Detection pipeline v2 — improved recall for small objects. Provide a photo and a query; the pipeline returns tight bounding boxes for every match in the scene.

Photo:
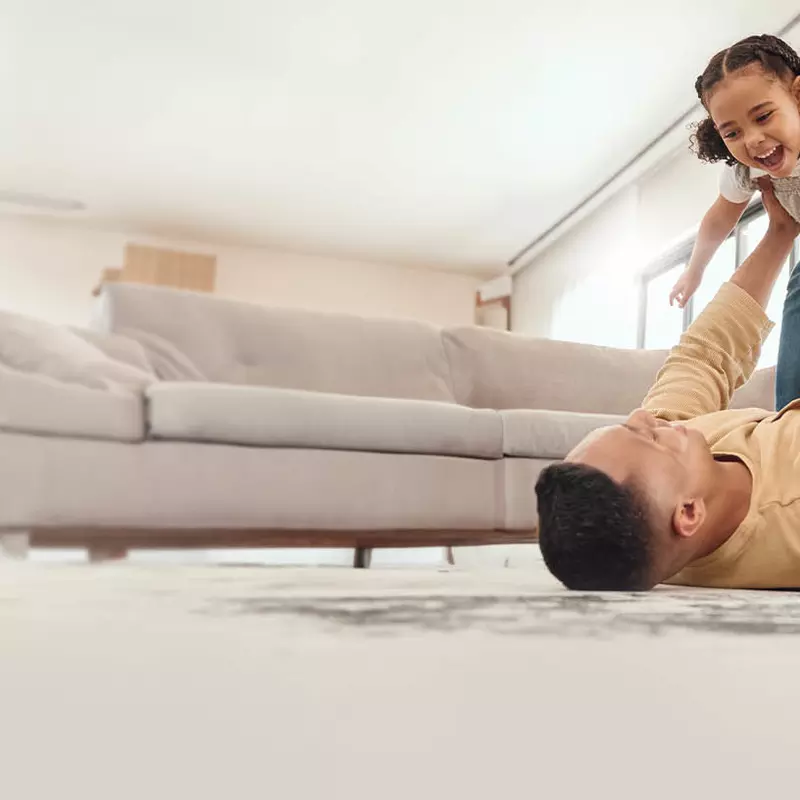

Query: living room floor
[3,548,798,799]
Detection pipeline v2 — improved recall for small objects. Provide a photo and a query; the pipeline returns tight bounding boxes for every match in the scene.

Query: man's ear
[672,497,706,539]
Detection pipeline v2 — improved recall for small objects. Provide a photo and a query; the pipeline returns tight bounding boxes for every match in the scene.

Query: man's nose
[628,408,655,427]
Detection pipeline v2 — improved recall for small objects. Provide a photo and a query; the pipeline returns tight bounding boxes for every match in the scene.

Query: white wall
[512,186,641,348]
[638,147,720,258]
[0,214,481,327]
[512,147,721,347]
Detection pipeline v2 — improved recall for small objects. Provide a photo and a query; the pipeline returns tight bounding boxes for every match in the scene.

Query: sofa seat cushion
[0,433,498,532]
[501,409,625,459]
[0,365,145,442]
[147,383,503,459]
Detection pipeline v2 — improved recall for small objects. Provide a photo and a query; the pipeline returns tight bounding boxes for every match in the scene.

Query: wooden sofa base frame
[0,528,539,568]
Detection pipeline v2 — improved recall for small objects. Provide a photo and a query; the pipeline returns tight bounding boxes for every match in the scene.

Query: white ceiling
[2,1,799,275]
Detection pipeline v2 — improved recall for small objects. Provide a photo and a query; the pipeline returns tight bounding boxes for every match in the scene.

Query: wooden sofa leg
[0,531,30,560]
[88,545,129,563]
[353,547,372,569]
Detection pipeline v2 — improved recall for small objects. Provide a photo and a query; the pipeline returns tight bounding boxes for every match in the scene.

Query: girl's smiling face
[708,64,800,177]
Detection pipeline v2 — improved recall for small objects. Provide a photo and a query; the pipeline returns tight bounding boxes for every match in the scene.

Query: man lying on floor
[536,184,800,591]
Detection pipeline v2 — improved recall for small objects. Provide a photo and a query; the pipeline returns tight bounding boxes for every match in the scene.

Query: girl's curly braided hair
[691,34,800,166]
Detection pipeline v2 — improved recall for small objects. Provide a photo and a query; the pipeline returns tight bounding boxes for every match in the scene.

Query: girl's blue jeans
[775,259,800,409]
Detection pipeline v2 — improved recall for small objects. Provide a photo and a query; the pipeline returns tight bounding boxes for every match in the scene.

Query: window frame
[637,200,799,349]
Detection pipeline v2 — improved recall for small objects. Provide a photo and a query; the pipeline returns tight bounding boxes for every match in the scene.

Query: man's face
[567,409,713,529]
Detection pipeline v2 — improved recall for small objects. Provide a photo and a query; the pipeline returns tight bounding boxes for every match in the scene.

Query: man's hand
[669,266,703,308]
[759,178,800,237]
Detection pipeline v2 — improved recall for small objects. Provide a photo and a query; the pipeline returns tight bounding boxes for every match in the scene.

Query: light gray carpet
[2,557,799,799]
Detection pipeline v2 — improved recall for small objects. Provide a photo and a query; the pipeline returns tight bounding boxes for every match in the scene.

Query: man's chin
[687,428,711,455]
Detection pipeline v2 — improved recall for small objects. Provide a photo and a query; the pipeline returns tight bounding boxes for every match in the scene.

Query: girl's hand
[669,266,702,308]
[758,178,800,236]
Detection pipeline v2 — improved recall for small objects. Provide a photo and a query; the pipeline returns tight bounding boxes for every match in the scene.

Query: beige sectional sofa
[0,283,776,562]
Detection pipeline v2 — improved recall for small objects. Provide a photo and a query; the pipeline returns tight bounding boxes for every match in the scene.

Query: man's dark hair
[691,34,800,166]
[535,462,655,591]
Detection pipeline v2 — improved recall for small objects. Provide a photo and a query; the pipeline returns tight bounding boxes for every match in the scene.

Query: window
[642,263,686,349]
[639,203,798,369]
[690,236,737,317]
[740,212,769,260]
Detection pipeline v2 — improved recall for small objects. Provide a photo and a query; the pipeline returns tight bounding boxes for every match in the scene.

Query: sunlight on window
[641,209,796,369]
[740,212,769,260]
[691,236,737,315]
[552,273,638,348]
[644,264,685,349]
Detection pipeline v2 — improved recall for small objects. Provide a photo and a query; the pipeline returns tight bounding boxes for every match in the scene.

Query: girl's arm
[669,195,749,308]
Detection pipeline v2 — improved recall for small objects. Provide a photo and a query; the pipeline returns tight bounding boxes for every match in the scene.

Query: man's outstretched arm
[730,183,799,306]
[643,185,798,421]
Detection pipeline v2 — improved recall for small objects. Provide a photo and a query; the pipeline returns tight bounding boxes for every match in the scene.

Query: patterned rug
[7,555,799,638]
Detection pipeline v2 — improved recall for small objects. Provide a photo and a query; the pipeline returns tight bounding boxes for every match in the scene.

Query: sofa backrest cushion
[443,325,776,414]
[729,364,775,411]
[96,283,456,402]
[442,326,668,414]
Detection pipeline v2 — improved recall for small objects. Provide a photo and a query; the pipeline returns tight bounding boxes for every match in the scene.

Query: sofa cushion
[118,329,208,382]
[730,365,775,411]
[443,326,667,414]
[97,283,456,402]
[0,433,498,532]
[0,308,155,391]
[502,457,553,530]
[70,328,155,374]
[0,364,145,441]
[501,409,625,459]
[147,383,502,459]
